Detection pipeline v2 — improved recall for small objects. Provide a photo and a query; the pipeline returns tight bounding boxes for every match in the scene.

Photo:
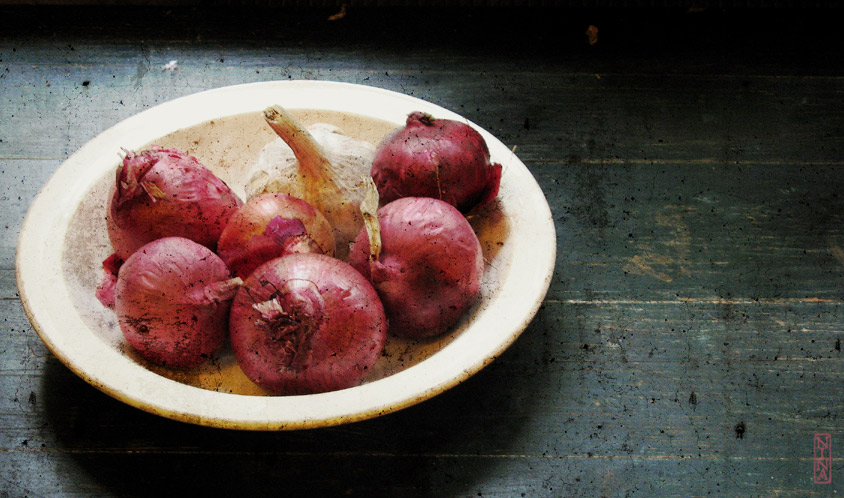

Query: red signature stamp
[814,433,832,484]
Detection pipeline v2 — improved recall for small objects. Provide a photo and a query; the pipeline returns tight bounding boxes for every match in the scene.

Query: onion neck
[407,111,436,127]
[116,148,165,206]
[252,279,326,369]
[184,277,243,305]
[359,176,382,263]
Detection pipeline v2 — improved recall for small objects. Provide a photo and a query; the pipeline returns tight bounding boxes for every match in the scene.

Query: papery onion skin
[95,253,124,309]
[216,193,336,280]
[349,197,485,339]
[371,112,502,213]
[115,237,241,369]
[229,253,387,395]
[106,146,243,260]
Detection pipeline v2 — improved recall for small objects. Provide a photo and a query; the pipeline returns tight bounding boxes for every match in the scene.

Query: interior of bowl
[61,108,513,396]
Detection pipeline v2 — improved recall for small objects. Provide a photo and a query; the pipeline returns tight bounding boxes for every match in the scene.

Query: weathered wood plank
[2,298,842,459]
[542,160,844,301]
[3,46,844,165]
[1,447,836,498]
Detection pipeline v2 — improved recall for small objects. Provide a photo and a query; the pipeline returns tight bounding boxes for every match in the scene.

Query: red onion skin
[106,146,243,260]
[95,253,124,309]
[229,253,387,395]
[115,237,240,369]
[349,197,484,339]
[216,193,335,280]
[371,112,502,213]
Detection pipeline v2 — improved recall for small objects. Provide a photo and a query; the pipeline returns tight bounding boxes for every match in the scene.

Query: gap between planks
[0,447,841,462]
[552,297,844,306]
[525,159,844,166]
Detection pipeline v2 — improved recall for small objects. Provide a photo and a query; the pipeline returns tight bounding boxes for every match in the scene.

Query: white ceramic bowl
[16,80,556,430]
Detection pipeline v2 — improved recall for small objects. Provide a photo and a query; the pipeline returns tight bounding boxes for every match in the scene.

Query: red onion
[216,193,335,280]
[371,112,502,212]
[229,253,387,395]
[115,237,242,369]
[349,194,485,339]
[106,146,243,260]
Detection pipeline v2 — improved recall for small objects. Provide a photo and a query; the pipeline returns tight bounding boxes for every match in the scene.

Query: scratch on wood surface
[623,207,691,282]
[828,245,844,266]
[624,254,676,282]
[586,25,599,45]
[327,3,347,21]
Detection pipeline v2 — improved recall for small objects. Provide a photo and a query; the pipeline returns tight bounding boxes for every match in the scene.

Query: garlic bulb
[247,106,375,259]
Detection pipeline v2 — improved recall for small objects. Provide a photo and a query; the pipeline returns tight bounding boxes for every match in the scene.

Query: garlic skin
[247,116,375,260]
[248,123,375,200]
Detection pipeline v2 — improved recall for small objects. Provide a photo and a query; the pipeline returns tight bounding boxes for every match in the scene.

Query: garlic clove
[248,106,376,260]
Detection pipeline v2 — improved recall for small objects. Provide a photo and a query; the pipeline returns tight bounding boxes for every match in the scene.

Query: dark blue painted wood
[2,5,843,497]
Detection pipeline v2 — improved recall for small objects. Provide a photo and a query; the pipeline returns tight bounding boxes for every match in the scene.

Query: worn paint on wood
[2,5,844,497]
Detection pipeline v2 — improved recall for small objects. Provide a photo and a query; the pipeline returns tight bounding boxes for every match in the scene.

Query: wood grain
[2,5,844,497]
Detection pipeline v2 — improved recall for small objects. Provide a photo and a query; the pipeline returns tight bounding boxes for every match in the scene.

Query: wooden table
[2,4,843,496]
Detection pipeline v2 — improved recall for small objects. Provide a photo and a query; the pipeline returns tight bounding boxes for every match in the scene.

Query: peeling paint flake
[161,60,179,72]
